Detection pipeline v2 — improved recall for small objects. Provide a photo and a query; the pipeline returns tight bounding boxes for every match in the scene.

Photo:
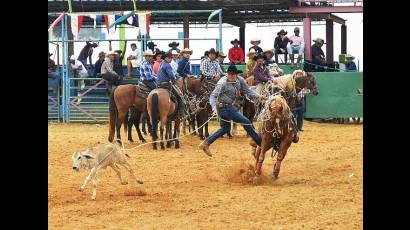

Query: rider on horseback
[156,52,186,117]
[199,65,268,157]
[139,49,156,91]
[177,48,193,78]
[200,48,224,81]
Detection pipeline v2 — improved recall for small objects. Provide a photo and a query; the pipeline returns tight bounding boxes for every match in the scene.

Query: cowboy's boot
[289,54,294,67]
[199,141,212,157]
[297,55,302,68]
[293,131,300,143]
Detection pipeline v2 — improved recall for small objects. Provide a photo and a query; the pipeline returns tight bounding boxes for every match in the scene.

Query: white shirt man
[126,43,141,77]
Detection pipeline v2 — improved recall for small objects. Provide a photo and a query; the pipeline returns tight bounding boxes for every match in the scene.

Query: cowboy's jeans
[48,72,60,88]
[142,79,157,91]
[286,44,304,55]
[294,99,305,131]
[205,105,261,146]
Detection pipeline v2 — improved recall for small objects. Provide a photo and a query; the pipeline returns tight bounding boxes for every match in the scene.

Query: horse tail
[124,110,129,134]
[150,93,159,139]
[108,88,118,142]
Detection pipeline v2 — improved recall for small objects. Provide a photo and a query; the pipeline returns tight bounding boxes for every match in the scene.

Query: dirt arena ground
[48,121,362,229]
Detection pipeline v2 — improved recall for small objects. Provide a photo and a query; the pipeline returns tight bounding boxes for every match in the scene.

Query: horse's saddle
[157,81,178,103]
[136,83,151,99]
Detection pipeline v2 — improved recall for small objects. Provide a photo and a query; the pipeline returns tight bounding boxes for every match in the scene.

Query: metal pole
[60,14,66,122]
[218,11,223,52]
[63,14,70,122]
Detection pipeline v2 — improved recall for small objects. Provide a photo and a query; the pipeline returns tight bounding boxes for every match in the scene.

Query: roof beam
[224,19,246,28]
[309,13,346,25]
[289,6,363,13]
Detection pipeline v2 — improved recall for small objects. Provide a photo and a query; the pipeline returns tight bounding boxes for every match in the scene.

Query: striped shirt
[297,88,310,100]
[139,60,155,81]
[200,58,223,78]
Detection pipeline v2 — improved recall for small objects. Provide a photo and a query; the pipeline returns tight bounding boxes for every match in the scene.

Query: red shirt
[153,60,162,75]
[228,47,244,63]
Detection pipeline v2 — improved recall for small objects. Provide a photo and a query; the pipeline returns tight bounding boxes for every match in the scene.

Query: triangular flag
[138,13,150,36]
[104,15,116,34]
[78,16,84,34]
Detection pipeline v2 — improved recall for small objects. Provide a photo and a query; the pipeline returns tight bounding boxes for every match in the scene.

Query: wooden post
[183,15,189,48]
[341,24,347,54]
[303,17,312,61]
[239,26,245,59]
[326,19,334,64]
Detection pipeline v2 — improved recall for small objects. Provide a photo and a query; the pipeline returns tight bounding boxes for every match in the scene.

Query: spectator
[93,51,106,77]
[293,70,308,132]
[217,52,227,73]
[345,54,357,72]
[253,54,272,94]
[287,27,305,67]
[228,39,244,64]
[274,29,290,64]
[70,55,88,104]
[101,51,122,93]
[245,48,256,85]
[147,42,160,55]
[199,51,210,74]
[113,50,124,77]
[263,49,275,65]
[170,50,179,77]
[249,37,263,54]
[177,48,193,78]
[311,38,326,67]
[153,51,164,75]
[168,41,181,53]
[126,43,141,78]
[48,53,60,92]
[200,48,224,80]
[78,41,98,69]
[139,49,156,90]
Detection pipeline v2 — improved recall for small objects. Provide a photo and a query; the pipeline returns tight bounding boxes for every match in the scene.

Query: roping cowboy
[198,65,268,156]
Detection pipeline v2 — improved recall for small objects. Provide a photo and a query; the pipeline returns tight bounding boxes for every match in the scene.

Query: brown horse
[250,96,297,182]
[183,76,218,140]
[108,84,151,143]
[243,72,319,123]
[146,78,184,150]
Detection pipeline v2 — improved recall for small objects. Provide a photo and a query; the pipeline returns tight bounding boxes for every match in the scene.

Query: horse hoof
[175,144,180,149]
[161,145,165,150]
[166,144,171,148]
[129,139,134,143]
[251,176,261,185]
[271,174,279,181]
[143,132,148,136]
[79,187,85,192]
[141,139,147,143]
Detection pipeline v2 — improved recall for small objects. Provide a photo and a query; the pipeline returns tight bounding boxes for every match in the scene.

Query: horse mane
[270,97,291,120]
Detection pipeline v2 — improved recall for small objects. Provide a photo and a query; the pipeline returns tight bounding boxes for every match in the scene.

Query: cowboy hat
[180,48,193,55]
[98,51,106,57]
[292,69,305,77]
[294,27,300,31]
[147,41,157,47]
[254,53,265,61]
[171,50,179,55]
[277,29,287,35]
[313,38,325,43]
[218,52,227,57]
[208,48,217,54]
[143,49,154,56]
[168,41,180,47]
[345,54,355,60]
[227,65,241,74]
[247,48,256,57]
[250,37,261,43]
[230,39,240,45]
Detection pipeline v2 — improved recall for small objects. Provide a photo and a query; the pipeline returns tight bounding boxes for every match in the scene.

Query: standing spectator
[293,70,308,133]
[147,42,160,55]
[70,55,88,104]
[101,51,122,93]
[78,41,98,69]
[199,51,210,74]
[168,41,181,53]
[200,48,224,80]
[139,50,156,90]
[93,51,106,77]
[287,27,305,67]
[228,39,244,64]
[249,37,263,54]
[245,49,256,79]
[253,54,272,94]
[311,38,326,67]
[153,51,164,75]
[217,52,227,73]
[126,43,141,78]
[113,50,125,77]
[177,48,193,78]
[345,54,357,72]
[170,50,179,77]
[274,29,290,64]
[48,53,60,92]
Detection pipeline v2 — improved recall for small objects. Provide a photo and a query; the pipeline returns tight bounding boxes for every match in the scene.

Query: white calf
[71,142,143,200]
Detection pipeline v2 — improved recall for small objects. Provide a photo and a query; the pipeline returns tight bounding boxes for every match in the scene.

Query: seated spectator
[93,51,106,77]
[126,43,141,78]
[274,29,290,64]
[345,54,357,72]
[217,52,227,73]
[263,49,275,65]
[253,54,272,94]
[228,39,244,64]
[245,49,256,85]
[311,38,326,67]
[249,37,263,54]
[287,27,305,67]
[48,53,60,92]
[113,50,125,77]
[101,51,122,93]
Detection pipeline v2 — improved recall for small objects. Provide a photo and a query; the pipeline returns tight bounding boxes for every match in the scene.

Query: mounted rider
[177,48,193,78]
[156,52,186,117]
[200,48,224,81]
[199,65,268,157]
[139,49,156,91]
